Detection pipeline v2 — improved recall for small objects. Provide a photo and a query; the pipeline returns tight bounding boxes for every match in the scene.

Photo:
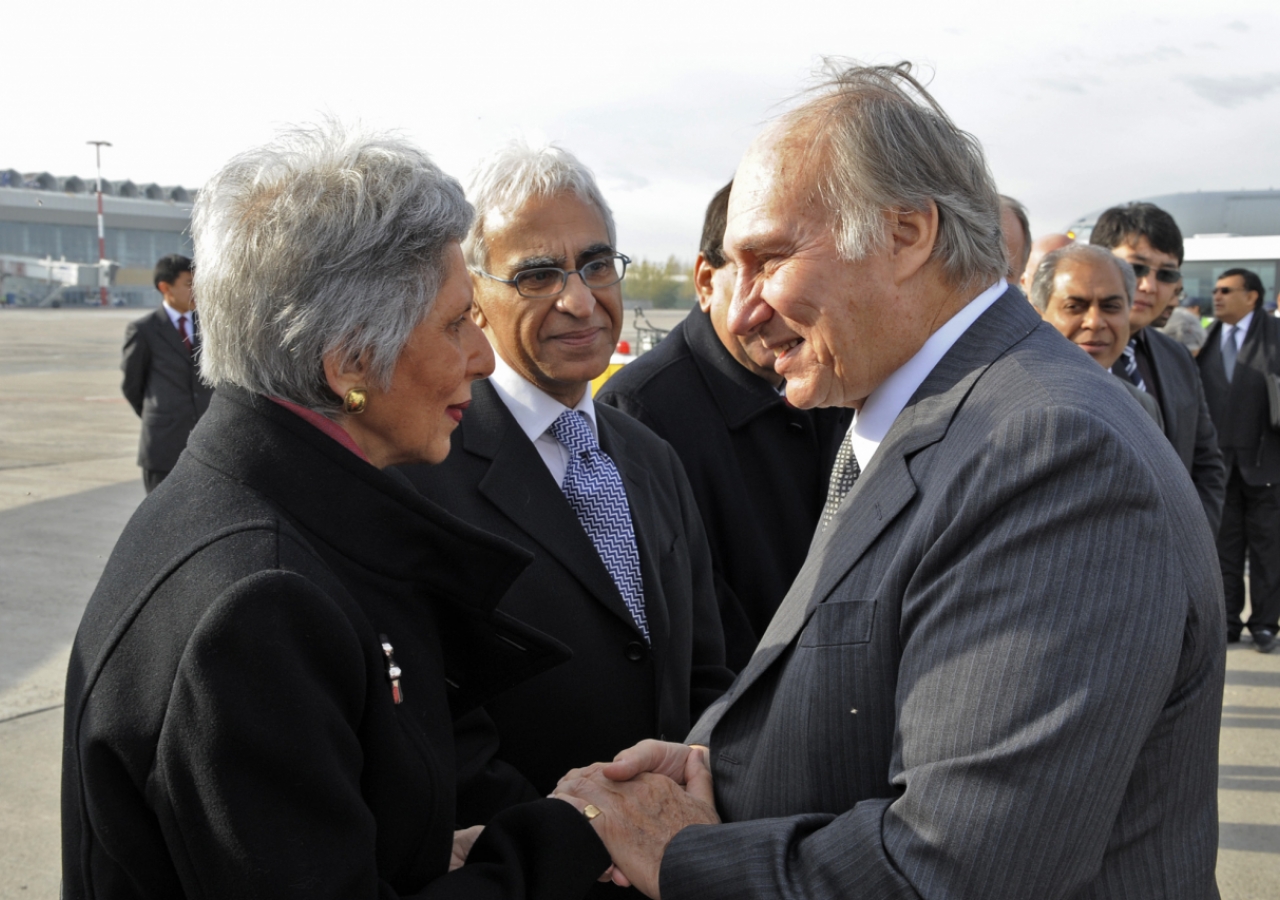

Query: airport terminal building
[0,169,194,306]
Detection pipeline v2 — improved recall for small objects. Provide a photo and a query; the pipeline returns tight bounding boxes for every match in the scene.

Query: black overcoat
[61,386,609,900]
[1198,311,1280,485]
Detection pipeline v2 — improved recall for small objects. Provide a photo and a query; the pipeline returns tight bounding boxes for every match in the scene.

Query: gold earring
[343,388,368,415]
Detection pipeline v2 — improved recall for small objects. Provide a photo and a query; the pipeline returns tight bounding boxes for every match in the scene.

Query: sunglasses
[1130,263,1182,285]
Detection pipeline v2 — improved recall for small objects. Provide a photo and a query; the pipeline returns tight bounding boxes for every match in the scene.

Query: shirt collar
[1225,311,1254,343]
[162,300,189,328]
[267,396,370,462]
[488,353,599,444]
[849,280,1006,470]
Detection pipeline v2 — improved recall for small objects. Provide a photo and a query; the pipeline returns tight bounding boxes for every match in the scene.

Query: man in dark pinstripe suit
[557,61,1225,900]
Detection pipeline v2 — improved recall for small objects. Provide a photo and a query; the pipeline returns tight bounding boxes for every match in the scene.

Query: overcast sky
[10,0,1280,261]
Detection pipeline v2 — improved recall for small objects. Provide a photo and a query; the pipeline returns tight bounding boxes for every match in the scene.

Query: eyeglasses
[1212,286,1243,295]
[1130,263,1182,285]
[475,253,630,299]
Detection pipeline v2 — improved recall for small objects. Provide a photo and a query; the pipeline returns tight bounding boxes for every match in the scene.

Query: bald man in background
[999,195,1031,287]
[1020,233,1073,294]
[1029,242,1163,428]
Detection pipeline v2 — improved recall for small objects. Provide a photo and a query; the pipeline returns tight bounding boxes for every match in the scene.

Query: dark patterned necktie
[1223,325,1239,382]
[820,429,861,531]
[1114,338,1146,393]
[549,411,648,641]
[176,315,193,354]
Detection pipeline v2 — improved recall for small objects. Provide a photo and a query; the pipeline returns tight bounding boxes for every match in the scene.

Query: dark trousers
[1218,462,1280,634]
[142,469,170,494]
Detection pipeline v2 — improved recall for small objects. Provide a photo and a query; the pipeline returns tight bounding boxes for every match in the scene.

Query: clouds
[8,0,1280,259]
[1180,73,1280,108]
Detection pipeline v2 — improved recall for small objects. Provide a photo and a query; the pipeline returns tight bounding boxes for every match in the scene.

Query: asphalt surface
[0,307,1276,898]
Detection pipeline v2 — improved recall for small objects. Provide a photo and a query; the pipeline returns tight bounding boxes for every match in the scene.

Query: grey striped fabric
[666,289,1225,900]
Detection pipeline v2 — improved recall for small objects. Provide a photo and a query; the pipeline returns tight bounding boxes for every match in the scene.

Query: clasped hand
[553,739,721,899]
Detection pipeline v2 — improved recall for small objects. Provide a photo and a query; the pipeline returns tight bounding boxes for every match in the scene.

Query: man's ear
[322,348,368,399]
[693,253,716,314]
[889,201,939,285]
[157,281,174,302]
[471,273,491,329]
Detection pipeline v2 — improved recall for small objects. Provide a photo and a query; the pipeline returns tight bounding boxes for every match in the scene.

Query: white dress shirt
[848,280,1006,470]
[162,301,193,340]
[1221,311,1253,353]
[487,354,599,488]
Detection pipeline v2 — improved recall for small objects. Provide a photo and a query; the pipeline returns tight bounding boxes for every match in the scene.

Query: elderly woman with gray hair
[61,125,609,900]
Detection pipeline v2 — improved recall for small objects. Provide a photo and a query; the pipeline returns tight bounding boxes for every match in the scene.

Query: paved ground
[0,307,1276,898]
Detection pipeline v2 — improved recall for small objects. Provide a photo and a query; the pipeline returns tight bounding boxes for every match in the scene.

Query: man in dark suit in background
[398,143,732,848]
[1090,203,1226,533]
[1198,268,1280,652]
[556,62,1224,900]
[598,183,849,670]
[120,254,214,493]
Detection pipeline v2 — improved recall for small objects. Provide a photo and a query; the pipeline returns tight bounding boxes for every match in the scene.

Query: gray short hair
[1000,194,1032,275]
[1160,307,1207,354]
[463,140,615,271]
[193,122,472,414]
[781,61,1006,291]
[1029,243,1136,312]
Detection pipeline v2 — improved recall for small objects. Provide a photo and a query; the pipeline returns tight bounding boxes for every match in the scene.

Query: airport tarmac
[1,307,1277,898]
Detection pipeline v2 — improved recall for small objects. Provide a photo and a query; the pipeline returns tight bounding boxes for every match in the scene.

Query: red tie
[177,315,194,353]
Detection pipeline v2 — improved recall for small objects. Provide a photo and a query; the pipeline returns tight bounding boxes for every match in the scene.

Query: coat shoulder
[598,321,696,404]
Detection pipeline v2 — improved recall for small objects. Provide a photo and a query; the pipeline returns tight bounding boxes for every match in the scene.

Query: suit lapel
[1144,332,1181,437]
[704,289,1042,721]
[599,410,669,652]
[152,306,192,359]
[1239,310,1269,369]
[466,381,646,638]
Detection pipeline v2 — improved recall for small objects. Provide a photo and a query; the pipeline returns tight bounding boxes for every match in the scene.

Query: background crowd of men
[119,60,1268,896]
[1002,196,1280,654]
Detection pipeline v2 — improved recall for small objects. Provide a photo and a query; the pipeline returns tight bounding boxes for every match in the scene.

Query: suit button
[625,641,646,662]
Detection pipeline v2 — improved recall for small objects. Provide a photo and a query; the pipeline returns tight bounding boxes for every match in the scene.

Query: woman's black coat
[61,386,610,900]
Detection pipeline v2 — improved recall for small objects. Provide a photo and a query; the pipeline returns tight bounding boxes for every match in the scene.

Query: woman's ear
[322,349,368,399]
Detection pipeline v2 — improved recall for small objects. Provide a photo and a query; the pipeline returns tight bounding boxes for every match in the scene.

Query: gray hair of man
[779,61,1006,293]
[1161,307,1208,354]
[1028,243,1137,312]
[463,140,615,272]
[193,122,471,415]
[1000,194,1032,274]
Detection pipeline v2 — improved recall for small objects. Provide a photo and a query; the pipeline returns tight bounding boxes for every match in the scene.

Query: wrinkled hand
[554,746,719,899]
[450,825,484,871]
[600,739,703,785]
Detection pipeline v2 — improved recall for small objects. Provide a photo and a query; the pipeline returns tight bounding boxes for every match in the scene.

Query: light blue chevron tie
[549,411,649,641]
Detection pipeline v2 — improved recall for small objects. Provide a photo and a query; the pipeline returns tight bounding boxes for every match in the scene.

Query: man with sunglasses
[1197,268,1280,652]
[1091,202,1226,534]
[398,143,732,871]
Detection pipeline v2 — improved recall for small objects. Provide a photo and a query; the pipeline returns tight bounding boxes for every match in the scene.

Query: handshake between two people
[452,739,721,899]
[554,739,721,898]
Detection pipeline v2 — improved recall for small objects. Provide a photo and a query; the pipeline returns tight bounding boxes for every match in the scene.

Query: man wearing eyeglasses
[1090,202,1226,534]
[397,142,733,862]
[1197,268,1280,652]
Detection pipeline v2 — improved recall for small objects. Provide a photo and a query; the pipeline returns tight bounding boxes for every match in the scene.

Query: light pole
[87,140,112,306]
